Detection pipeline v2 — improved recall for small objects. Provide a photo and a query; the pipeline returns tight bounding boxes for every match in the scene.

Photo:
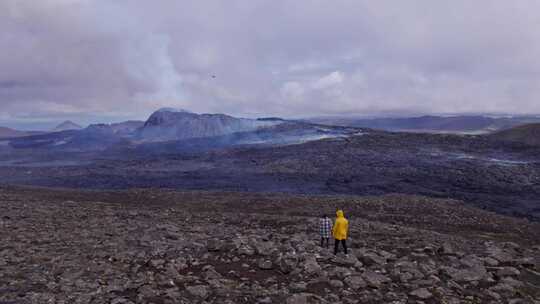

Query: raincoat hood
[333,210,349,240]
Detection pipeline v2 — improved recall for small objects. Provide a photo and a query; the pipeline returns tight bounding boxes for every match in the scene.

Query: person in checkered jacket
[319,214,333,248]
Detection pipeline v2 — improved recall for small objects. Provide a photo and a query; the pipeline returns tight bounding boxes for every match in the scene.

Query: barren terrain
[1,187,539,303]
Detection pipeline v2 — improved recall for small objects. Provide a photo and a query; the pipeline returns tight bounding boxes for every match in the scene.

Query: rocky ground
[1,186,539,304]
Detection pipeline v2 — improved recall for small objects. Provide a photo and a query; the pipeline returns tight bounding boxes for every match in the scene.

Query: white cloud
[126,34,185,104]
[311,71,345,90]
[2,0,540,127]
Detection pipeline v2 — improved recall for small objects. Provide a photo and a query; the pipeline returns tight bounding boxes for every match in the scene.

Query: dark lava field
[0,131,539,220]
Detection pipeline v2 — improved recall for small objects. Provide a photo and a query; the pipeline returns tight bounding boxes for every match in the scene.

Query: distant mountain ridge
[308,115,540,134]
[0,127,43,139]
[53,121,82,132]
[5,108,356,151]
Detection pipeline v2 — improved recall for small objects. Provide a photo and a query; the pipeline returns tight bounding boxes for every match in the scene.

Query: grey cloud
[1,0,540,128]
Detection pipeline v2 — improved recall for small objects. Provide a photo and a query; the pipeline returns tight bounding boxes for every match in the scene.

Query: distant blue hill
[307,115,540,134]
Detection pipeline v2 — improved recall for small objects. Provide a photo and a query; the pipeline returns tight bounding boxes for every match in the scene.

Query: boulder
[286,293,328,304]
[496,267,520,277]
[332,253,361,267]
[409,288,433,299]
[362,271,391,288]
[254,241,276,256]
[258,259,274,270]
[344,276,367,290]
[278,254,299,274]
[437,243,456,256]
[442,266,489,283]
[207,239,223,252]
[289,282,308,292]
[358,252,387,267]
[329,279,344,288]
[304,257,322,276]
[238,245,255,256]
[186,285,210,299]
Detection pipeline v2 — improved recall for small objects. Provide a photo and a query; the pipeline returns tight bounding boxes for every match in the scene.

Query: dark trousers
[334,239,348,255]
[321,237,330,248]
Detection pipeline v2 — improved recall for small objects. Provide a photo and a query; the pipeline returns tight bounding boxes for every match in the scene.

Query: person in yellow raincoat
[333,210,349,255]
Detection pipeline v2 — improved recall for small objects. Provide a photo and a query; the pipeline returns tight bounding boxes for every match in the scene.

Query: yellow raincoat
[333,210,349,240]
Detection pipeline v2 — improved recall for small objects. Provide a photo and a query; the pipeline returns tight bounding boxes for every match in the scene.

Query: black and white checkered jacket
[319,218,332,238]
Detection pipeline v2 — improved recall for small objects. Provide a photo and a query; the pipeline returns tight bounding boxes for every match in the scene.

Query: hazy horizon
[2,1,540,129]
[4,109,540,131]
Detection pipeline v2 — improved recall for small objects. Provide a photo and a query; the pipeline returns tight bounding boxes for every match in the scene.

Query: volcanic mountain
[4,108,357,151]
[53,121,82,132]
[136,108,280,142]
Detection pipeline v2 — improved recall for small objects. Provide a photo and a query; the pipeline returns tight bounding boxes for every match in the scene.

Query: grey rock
[238,245,255,256]
[496,267,520,277]
[437,243,455,255]
[500,277,524,287]
[258,259,274,270]
[203,267,223,280]
[362,271,391,288]
[254,241,276,256]
[510,257,535,268]
[278,254,299,274]
[332,253,360,267]
[483,257,500,267]
[304,258,322,275]
[442,265,489,283]
[207,239,223,252]
[289,282,307,292]
[344,276,367,290]
[329,279,344,288]
[409,288,433,299]
[487,247,514,264]
[258,297,273,304]
[286,293,328,304]
[111,298,135,304]
[186,285,210,299]
[358,251,387,267]
[490,283,517,294]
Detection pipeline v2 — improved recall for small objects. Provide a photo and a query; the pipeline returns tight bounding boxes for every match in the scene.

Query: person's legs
[334,239,339,254]
[322,237,329,248]
[342,239,348,255]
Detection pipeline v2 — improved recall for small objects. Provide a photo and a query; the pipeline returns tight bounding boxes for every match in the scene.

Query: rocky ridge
[491,124,540,147]
[1,187,539,303]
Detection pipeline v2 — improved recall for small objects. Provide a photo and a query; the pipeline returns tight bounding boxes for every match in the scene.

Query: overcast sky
[1,0,540,129]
